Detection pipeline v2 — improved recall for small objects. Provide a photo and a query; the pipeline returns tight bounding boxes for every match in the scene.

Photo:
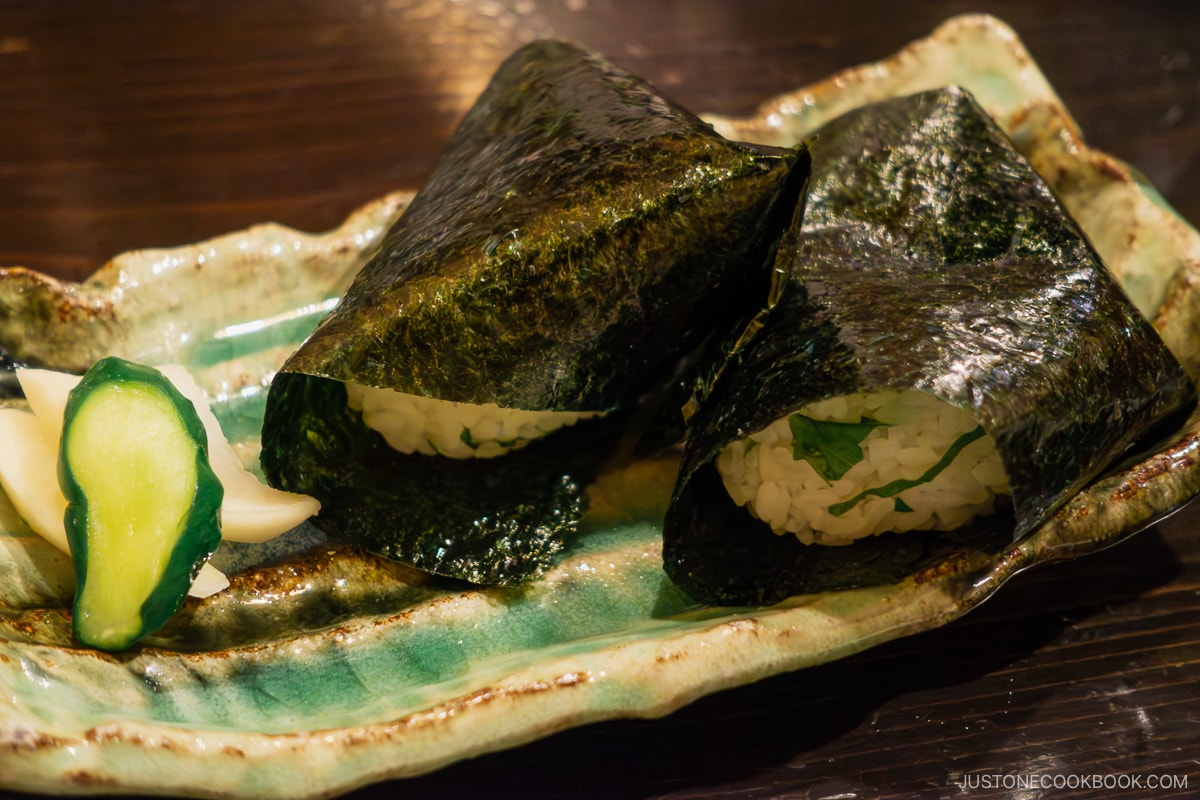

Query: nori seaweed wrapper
[663,86,1197,606]
[0,345,21,399]
[261,39,809,585]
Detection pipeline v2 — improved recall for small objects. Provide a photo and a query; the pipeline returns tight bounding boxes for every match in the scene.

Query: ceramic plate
[4,14,1200,798]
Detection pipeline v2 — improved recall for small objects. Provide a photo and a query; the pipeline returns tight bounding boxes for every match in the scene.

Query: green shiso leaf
[787,413,885,482]
[828,425,986,516]
[459,427,477,450]
[663,87,1196,606]
[261,39,809,585]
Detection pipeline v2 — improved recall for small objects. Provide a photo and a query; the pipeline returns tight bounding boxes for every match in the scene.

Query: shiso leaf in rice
[261,39,810,585]
[787,414,888,482]
[663,86,1197,607]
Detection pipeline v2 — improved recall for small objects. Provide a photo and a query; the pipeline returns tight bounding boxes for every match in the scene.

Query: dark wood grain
[3,1,1200,798]
[4,1,1200,281]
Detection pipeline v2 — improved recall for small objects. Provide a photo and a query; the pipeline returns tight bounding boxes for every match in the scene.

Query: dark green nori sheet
[261,39,808,584]
[262,375,629,585]
[663,86,1197,607]
[0,345,20,399]
[275,38,808,412]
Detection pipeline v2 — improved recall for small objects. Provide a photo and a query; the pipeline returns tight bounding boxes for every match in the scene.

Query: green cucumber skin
[59,357,223,651]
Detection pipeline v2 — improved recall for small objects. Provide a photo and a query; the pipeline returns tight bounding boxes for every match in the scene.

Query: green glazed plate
[4,14,1200,798]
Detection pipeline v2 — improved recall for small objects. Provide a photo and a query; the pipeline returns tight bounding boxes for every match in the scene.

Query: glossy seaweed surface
[663,87,1197,606]
[261,38,809,585]
[269,39,809,411]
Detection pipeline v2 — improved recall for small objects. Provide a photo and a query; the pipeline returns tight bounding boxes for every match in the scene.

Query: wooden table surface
[3,1,1200,798]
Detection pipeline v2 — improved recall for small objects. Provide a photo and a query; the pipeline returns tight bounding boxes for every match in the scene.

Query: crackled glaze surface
[3,14,1200,799]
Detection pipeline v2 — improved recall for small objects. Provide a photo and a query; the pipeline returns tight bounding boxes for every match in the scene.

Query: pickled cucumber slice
[15,364,320,546]
[59,357,223,650]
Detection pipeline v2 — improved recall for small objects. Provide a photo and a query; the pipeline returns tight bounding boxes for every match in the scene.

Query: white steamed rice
[715,390,1009,545]
[345,381,604,459]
